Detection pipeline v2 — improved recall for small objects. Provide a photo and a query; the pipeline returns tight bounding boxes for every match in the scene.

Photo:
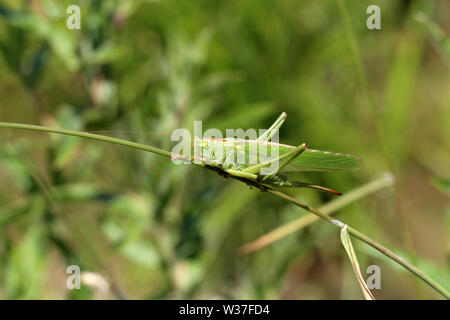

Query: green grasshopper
[0,113,360,195]
[185,113,361,195]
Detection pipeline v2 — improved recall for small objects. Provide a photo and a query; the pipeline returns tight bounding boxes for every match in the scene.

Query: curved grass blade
[340,225,375,300]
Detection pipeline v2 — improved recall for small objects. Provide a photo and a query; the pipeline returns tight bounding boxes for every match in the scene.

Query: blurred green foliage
[0,0,448,299]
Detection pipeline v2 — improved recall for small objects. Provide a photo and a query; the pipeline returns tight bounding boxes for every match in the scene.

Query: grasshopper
[0,113,360,194]
[187,113,360,194]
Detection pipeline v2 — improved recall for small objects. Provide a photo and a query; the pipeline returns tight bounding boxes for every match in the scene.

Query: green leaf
[4,222,47,299]
[51,183,100,202]
[101,193,156,266]
[122,241,160,268]
[52,106,83,170]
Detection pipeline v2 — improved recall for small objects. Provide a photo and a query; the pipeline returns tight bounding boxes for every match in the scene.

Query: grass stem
[239,173,394,254]
[0,122,172,158]
[266,189,450,299]
[1,121,448,299]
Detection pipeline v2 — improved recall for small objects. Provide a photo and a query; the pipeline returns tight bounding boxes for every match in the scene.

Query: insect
[0,113,360,195]
[176,113,361,195]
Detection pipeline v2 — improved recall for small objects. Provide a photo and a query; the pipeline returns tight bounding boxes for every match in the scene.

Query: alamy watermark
[66,5,81,30]
[366,5,381,30]
[66,265,81,290]
[366,264,381,290]
[170,121,280,175]
[66,265,113,295]
[65,4,381,31]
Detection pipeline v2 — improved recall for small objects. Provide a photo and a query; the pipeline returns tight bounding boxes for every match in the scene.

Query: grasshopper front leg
[223,169,266,191]
[226,169,258,180]
[260,143,307,182]
[229,143,307,192]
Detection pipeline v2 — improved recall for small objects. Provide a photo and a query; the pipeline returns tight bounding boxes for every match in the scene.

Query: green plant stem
[239,173,394,254]
[0,122,172,158]
[0,122,173,300]
[267,189,450,300]
[1,121,448,299]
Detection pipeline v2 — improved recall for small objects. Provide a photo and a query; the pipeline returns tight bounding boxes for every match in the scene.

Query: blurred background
[0,0,448,299]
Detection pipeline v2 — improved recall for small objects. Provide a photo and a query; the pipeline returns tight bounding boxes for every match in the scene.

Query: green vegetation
[0,0,448,299]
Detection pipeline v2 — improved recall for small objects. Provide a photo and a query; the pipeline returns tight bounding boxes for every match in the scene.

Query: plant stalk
[0,122,172,158]
[239,173,394,254]
[1,121,448,299]
[267,189,450,300]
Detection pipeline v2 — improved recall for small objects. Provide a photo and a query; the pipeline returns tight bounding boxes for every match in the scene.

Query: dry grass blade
[340,225,375,300]
[239,174,394,254]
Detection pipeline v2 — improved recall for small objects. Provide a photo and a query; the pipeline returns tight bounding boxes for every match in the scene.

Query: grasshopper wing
[281,147,361,172]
